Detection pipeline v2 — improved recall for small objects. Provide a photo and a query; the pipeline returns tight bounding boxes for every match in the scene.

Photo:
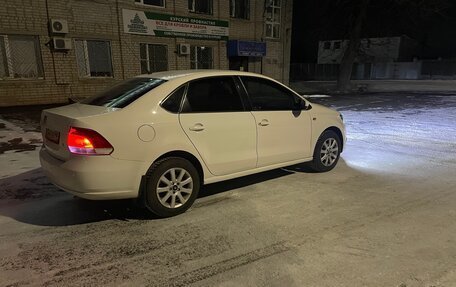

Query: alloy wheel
[156,168,193,209]
[320,138,339,167]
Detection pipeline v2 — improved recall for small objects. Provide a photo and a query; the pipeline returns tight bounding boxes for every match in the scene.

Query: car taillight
[67,127,113,155]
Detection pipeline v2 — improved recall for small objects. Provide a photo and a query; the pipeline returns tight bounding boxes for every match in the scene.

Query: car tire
[310,130,341,172]
[143,157,200,218]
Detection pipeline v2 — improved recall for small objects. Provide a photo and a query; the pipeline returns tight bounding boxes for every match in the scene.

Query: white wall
[317,37,402,64]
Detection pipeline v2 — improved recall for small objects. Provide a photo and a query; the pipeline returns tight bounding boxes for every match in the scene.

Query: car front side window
[240,76,304,111]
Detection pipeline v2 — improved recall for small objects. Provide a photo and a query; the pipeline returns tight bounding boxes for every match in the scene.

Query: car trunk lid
[41,104,117,160]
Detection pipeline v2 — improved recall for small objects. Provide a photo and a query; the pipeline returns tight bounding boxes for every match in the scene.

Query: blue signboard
[227,40,267,57]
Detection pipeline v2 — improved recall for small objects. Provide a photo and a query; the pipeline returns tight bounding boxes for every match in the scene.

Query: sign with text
[227,40,267,57]
[123,9,229,41]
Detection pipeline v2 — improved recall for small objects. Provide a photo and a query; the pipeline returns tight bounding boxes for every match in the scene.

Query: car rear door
[179,76,257,176]
[240,76,312,167]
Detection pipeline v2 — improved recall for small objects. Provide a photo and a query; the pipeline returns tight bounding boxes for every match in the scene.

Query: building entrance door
[229,56,249,71]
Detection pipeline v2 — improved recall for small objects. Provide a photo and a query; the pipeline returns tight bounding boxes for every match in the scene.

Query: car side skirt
[203,157,313,185]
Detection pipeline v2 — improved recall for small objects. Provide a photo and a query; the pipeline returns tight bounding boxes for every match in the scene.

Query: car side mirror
[293,99,308,110]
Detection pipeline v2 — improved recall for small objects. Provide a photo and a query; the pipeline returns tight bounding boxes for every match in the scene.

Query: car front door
[179,76,257,176]
[240,76,312,167]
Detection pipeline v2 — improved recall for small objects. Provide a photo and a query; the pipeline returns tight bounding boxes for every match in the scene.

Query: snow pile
[0,118,60,199]
[0,116,43,179]
[302,94,332,98]
[0,118,42,154]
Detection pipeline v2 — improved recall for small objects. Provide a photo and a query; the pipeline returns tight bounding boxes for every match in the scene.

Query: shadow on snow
[0,163,321,227]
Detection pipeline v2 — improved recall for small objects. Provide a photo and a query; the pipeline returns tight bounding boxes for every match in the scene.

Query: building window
[188,0,212,14]
[75,39,113,77]
[135,0,165,7]
[265,0,281,38]
[323,41,331,49]
[334,41,341,49]
[140,43,168,74]
[190,46,213,69]
[0,35,43,79]
[230,0,249,19]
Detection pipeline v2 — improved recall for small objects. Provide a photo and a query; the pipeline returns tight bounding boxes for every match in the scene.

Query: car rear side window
[161,85,186,113]
[181,77,244,113]
[81,77,166,108]
[241,76,302,111]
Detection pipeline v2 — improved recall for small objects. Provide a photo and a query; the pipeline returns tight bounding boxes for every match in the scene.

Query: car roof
[136,69,270,81]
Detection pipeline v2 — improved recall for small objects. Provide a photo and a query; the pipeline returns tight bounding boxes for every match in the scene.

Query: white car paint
[179,112,257,176]
[252,110,312,167]
[39,70,346,201]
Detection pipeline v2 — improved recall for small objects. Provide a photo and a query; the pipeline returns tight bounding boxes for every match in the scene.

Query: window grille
[135,0,165,7]
[0,35,43,79]
[75,39,113,77]
[265,0,281,38]
[190,46,213,69]
[230,0,250,19]
[188,0,213,14]
[140,43,168,74]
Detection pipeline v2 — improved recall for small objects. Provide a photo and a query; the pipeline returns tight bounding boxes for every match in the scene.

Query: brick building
[0,0,293,107]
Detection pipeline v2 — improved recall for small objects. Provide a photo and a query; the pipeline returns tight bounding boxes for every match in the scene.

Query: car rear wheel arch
[153,151,204,184]
[142,156,201,217]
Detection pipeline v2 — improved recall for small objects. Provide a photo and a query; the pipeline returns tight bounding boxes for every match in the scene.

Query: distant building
[0,0,293,107]
[317,35,419,64]
[316,35,421,80]
[291,35,456,81]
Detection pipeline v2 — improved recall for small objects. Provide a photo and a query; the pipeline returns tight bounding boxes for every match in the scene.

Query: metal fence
[291,61,456,81]
[421,60,456,79]
[290,63,339,81]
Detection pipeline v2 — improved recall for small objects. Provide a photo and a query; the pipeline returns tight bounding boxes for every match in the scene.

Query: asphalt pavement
[0,93,455,286]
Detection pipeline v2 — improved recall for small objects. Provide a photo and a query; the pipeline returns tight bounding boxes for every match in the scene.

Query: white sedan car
[40,70,345,217]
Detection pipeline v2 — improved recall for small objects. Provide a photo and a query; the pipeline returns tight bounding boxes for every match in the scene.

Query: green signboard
[123,9,229,41]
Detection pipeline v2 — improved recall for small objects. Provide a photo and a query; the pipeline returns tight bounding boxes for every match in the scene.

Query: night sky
[291,0,456,63]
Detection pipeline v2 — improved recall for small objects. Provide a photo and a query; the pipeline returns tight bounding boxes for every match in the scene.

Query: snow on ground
[0,93,455,200]
[1,93,456,286]
[0,117,42,177]
[0,118,42,151]
[335,94,456,174]
[302,94,332,98]
[342,108,456,173]
[0,116,58,200]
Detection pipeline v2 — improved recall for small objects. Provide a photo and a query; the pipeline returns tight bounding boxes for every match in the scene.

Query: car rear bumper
[40,147,144,200]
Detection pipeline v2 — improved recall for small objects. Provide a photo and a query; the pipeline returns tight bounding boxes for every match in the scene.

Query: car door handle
[258,119,270,126]
[189,123,205,132]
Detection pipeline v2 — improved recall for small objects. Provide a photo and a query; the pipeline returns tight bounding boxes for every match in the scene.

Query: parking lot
[1,92,455,286]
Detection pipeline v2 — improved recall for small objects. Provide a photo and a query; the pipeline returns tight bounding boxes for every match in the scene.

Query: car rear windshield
[81,78,166,108]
